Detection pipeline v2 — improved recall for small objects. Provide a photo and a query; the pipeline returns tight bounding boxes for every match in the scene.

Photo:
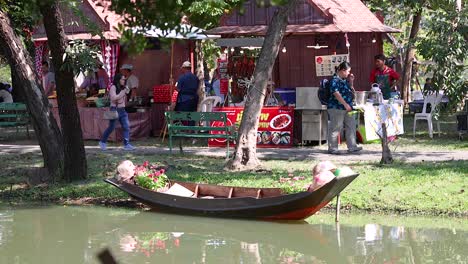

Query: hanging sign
[315,54,349,77]
[217,57,229,95]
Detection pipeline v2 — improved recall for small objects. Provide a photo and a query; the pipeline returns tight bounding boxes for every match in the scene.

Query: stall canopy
[216,37,264,48]
[134,24,220,40]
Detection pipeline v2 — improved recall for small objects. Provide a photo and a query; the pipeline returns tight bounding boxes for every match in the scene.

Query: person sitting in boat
[116,160,135,183]
[307,161,337,192]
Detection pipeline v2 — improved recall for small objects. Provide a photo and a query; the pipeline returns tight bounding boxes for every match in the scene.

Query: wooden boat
[104,173,358,220]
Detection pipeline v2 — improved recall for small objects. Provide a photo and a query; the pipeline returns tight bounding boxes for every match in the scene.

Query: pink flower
[154,171,161,177]
[143,161,149,167]
[159,169,165,174]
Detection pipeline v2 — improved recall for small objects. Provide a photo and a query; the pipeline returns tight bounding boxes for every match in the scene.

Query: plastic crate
[274,88,296,105]
[153,84,175,103]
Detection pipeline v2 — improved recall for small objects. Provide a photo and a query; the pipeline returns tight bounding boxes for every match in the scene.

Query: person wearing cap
[120,64,139,100]
[175,61,199,112]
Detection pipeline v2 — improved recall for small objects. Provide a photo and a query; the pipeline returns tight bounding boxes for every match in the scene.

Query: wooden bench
[0,103,30,138]
[165,111,237,157]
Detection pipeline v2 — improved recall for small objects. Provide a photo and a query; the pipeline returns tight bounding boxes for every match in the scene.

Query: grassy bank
[1,151,466,217]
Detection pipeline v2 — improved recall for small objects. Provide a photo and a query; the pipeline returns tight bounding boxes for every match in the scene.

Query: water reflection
[0,205,466,264]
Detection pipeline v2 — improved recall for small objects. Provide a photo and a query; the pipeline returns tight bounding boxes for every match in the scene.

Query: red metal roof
[309,0,399,33]
[33,0,122,41]
[206,0,399,35]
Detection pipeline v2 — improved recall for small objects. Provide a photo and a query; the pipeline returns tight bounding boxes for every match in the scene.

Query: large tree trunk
[401,11,422,104]
[38,1,87,181]
[225,0,299,171]
[10,66,26,103]
[0,10,64,180]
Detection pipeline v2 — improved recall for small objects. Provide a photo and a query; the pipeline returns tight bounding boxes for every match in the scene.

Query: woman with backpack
[327,62,362,155]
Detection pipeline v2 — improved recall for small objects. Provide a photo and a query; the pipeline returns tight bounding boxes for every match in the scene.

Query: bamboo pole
[335,194,341,222]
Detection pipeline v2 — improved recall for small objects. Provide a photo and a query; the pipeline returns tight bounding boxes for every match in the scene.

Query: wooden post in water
[335,194,341,222]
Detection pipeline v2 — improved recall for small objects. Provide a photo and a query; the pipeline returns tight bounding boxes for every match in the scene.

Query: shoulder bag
[103,108,119,120]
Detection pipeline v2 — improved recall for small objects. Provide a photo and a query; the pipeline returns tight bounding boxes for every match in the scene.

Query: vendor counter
[50,102,170,141]
[355,102,404,143]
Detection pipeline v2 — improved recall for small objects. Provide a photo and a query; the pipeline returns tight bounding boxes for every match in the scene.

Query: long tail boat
[104,173,358,220]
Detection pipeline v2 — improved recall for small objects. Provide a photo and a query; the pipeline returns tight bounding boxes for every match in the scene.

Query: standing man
[42,61,56,96]
[120,64,139,101]
[369,54,400,100]
[175,61,199,112]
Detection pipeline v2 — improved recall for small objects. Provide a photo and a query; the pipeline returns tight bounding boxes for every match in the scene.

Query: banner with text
[209,107,294,148]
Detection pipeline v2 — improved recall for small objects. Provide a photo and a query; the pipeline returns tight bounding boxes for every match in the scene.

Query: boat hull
[104,174,358,220]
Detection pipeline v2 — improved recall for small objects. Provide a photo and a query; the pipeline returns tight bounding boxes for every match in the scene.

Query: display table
[209,106,294,148]
[51,107,152,142]
[356,103,404,142]
[150,103,170,136]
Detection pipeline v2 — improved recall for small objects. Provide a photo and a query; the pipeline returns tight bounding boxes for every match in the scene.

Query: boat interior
[170,180,285,199]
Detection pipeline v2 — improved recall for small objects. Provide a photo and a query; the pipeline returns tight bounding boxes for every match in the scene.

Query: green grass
[0,63,11,84]
[1,151,467,216]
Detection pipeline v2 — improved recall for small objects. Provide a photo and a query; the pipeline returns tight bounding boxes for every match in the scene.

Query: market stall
[50,105,152,141]
[206,0,401,147]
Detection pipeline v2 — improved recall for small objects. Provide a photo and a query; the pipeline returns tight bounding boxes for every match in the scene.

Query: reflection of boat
[104,174,358,220]
[120,212,347,263]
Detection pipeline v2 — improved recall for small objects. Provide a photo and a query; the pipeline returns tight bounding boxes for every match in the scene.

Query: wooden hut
[206,0,399,91]
[32,0,192,97]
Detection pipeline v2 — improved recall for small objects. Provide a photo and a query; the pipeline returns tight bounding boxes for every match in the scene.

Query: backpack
[318,78,331,105]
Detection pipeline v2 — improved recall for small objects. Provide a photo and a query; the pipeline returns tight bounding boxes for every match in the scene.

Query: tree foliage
[364,0,467,108]
[417,5,468,110]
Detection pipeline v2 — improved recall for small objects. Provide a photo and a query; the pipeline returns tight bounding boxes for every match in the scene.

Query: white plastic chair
[413,93,444,138]
[199,96,223,127]
[199,96,223,112]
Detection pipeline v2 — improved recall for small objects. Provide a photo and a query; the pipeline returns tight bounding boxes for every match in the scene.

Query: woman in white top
[99,73,135,151]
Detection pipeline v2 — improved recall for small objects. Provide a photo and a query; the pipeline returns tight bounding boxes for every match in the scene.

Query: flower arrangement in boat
[134,161,169,191]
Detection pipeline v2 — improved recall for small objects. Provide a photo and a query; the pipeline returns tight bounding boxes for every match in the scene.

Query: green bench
[165,111,237,157]
[0,103,30,138]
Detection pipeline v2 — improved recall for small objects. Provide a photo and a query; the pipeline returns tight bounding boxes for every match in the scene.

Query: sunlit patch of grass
[1,149,467,216]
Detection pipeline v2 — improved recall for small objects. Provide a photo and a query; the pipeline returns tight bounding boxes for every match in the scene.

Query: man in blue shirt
[175,61,199,112]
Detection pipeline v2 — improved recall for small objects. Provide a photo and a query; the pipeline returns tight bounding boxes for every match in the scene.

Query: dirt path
[2,142,467,164]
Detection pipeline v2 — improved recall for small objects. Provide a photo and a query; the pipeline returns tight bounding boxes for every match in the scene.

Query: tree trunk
[38,1,87,181]
[401,11,422,104]
[10,67,26,103]
[380,123,393,164]
[225,0,299,171]
[0,10,64,180]
[195,40,205,110]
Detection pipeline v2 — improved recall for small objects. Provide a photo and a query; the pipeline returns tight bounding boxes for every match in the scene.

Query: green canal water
[0,205,466,264]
